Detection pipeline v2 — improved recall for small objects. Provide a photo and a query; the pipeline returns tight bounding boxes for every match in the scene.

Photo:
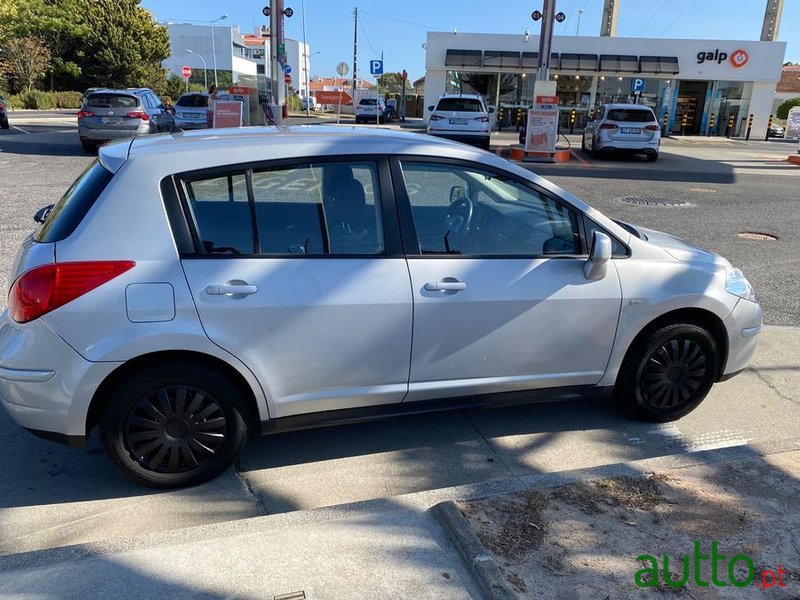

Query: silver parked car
[582,103,661,161]
[78,88,174,153]
[0,127,762,488]
[173,92,209,130]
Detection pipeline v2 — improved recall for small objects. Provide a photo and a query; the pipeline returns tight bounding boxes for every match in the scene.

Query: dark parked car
[0,94,9,129]
[77,88,174,153]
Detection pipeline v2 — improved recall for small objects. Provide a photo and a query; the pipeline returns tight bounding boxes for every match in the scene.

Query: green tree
[376,72,412,93]
[1,36,51,92]
[79,0,169,90]
[776,97,800,120]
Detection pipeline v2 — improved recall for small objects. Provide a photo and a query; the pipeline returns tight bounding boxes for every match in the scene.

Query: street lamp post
[186,49,208,88]
[210,14,228,88]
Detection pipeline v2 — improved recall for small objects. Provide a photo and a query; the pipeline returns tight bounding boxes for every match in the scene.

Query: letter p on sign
[370,60,384,75]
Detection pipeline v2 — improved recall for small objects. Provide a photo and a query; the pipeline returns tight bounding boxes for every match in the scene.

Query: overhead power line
[658,0,701,36]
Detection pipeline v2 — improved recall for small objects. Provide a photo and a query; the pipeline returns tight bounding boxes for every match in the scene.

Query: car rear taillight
[474,116,490,122]
[429,115,444,121]
[126,111,149,121]
[77,110,95,119]
[644,124,660,131]
[8,261,135,323]
[599,123,619,130]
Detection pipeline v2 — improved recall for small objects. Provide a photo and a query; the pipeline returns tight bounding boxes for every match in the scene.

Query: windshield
[86,94,139,109]
[177,95,208,108]
[436,98,485,112]
[606,109,655,123]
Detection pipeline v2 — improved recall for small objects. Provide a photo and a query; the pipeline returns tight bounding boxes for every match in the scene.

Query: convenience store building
[424,32,786,137]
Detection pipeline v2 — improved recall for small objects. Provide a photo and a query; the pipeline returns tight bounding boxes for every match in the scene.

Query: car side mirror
[34,204,54,224]
[449,185,468,203]
[428,105,434,111]
[488,106,495,113]
[584,231,612,280]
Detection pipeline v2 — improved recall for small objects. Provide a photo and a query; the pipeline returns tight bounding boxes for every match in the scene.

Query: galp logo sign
[696,48,749,68]
[730,49,749,68]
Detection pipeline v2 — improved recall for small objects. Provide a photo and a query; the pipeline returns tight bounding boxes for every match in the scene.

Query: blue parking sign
[631,78,646,93]
[370,60,384,75]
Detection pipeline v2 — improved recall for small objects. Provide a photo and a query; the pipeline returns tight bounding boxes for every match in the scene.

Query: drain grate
[620,196,688,206]
[737,232,777,241]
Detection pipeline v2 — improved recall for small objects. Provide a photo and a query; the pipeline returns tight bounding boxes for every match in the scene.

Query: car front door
[177,158,412,419]
[392,158,622,403]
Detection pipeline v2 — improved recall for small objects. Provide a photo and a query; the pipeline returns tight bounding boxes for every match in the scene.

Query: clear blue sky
[142,0,799,80]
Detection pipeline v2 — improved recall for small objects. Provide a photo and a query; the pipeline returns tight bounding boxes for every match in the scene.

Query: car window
[86,94,138,109]
[359,99,377,106]
[177,95,208,107]
[606,109,655,123]
[583,216,629,257]
[35,160,114,243]
[182,162,384,256]
[435,98,485,112]
[185,174,252,254]
[400,161,581,257]
[251,162,383,255]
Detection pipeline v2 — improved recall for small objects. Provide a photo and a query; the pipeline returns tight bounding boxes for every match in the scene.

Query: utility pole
[600,0,619,37]
[301,0,309,116]
[760,0,783,41]
[535,0,557,82]
[352,7,358,101]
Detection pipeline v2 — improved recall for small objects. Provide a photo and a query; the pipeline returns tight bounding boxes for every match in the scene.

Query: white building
[163,23,310,97]
[425,31,786,137]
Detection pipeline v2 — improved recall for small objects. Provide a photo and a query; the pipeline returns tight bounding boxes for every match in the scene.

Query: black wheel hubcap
[125,385,227,473]
[642,338,707,409]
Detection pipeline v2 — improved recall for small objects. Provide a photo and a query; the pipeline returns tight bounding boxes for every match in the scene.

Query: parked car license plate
[621,127,641,134]
[185,113,202,119]
[100,117,122,125]
[450,119,468,124]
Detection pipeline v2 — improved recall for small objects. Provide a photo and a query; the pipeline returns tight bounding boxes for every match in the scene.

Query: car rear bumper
[427,131,491,146]
[596,138,660,153]
[0,312,120,440]
[78,126,149,141]
[721,298,763,378]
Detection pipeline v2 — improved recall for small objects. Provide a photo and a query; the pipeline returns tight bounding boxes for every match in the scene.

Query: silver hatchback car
[582,103,661,161]
[0,127,762,488]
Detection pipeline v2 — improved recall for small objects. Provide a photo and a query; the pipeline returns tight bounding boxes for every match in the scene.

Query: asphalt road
[0,112,798,557]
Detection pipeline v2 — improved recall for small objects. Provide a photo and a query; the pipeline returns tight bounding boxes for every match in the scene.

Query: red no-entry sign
[181,65,192,79]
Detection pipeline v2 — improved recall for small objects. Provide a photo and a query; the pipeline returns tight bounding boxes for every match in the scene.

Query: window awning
[483,51,521,69]
[559,53,599,71]
[599,54,639,73]
[639,55,680,74]
[521,52,560,70]
[445,49,483,68]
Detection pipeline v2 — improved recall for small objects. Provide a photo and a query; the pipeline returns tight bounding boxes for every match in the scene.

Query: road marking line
[11,125,30,134]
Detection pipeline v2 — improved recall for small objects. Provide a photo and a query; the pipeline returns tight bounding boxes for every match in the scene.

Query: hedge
[4,90,84,110]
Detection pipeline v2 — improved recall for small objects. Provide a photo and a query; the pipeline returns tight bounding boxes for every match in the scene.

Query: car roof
[179,92,209,97]
[438,93,483,99]
[87,89,138,96]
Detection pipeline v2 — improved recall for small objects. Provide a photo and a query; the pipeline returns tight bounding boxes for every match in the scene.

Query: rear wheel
[81,140,97,154]
[616,322,718,422]
[1,117,9,130]
[646,152,659,162]
[590,137,600,159]
[100,363,251,488]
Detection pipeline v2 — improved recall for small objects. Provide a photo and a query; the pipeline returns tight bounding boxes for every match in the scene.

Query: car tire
[590,137,600,159]
[81,140,97,154]
[647,152,658,162]
[100,362,251,489]
[0,117,9,130]
[581,135,587,152]
[482,138,491,151]
[616,322,719,422]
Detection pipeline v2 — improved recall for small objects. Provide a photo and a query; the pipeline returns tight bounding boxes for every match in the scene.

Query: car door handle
[205,284,258,296]
[424,281,467,292]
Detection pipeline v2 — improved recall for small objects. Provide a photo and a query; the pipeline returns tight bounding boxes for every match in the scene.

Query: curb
[432,501,518,600]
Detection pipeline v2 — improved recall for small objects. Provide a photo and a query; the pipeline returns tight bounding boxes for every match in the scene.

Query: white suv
[427,94,493,150]
[355,97,386,124]
[582,103,661,161]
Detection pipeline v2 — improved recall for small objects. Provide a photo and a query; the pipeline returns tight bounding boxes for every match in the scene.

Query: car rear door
[175,157,413,419]
[392,158,622,403]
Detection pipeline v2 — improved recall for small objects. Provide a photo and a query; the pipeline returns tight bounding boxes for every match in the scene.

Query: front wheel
[0,117,9,130]
[100,363,251,488]
[616,323,719,422]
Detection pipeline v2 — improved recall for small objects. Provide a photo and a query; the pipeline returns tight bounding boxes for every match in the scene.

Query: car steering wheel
[444,196,474,236]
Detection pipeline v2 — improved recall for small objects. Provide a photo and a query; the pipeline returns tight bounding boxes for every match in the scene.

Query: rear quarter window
[35,160,114,243]
[606,109,655,123]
